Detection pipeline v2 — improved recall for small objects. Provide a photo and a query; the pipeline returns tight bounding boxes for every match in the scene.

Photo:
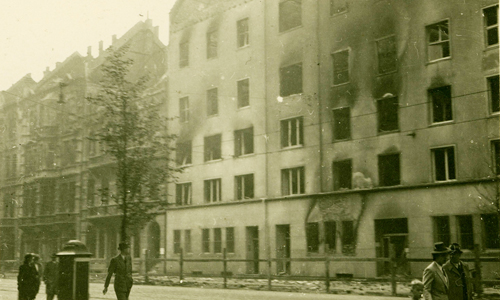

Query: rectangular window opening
[176,183,192,205]
[429,86,452,123]
[332,107,351,141]
[482,214,500,249]
[484,5,499,46]
[488,75,499,113]
[179,42,189,68]
[427,20,450,61]
[235,174,254,200]
[433,216,451,246]
[433,147,456,181]
[492,140,500,175]
[204,179,222,203]
[237,18,249,48]
[280,117,303,148]
[214,228,222,253]
[333,159,352,190]
[324,221,337,252]
[235,127,254,157]
[333,50,349,85]
[207,30,218,59]
[306,222,319,253]
[378,153,400,186]
[281,167,305,196]
[280,63,303,97]
[202,228,210,253]
[377,97,399,132]
[174,230,181,254]
[207,88,218,116]
[176,141,192,166]
[237,79,250,108]
[330,0,348,15]
[179,97,190,123]
[204,134,222,162]
[226,227,235,253]
[457,215,474,250]
[377,36,397,74]
[184,230,192,253]
[341,221,355,254]
[279,0,302,32]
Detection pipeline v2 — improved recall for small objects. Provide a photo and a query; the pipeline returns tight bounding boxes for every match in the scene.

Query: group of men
[17,253,58,300]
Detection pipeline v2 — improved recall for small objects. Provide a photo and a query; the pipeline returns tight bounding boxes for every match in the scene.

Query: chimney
[154,26,159,38]
[112,34,117,44]
[87,46,92,57]
[44,67,50,77]
[99,40,104,55]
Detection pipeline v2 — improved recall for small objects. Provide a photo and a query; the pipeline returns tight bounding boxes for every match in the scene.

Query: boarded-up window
[237,18,249,47]
[207,30,218,59]
[179,42,189,67]
[492,140,500,175]
[226,227,235,253]
[332,107,350,141]
[176,141,192,166]
[214,228,222,253]
[281,117,303,148]
[207,88,218,116]
[427,20,450,61]
[457,215,474,250]
[378,153,400,186]
[235,127,253,157]
[377,97,399,132]
[484,5,499,46]
[433,147,456,181]
[281,167,305,195]
[330,0,348,15]
[237,78,250,108]
[179,97,189,122]
[184,230,192,253]
[204,179,221,203]
[482,214,500,249]
[306,222,319,253]
[280,63,303,97]
[333,159,352,190]
[430,86,452,123]
[433,216,450,246]
[204,134,222,161]
[333,50,349,85]
[176,183,192,205]
[377,36,397,74]
[488,75,499,113]
[174,230,181,254]
[341,221,355,254]
[202,229,210,253]
[325,221,337,252]
[279,0,301,32]
[235,174,254,200]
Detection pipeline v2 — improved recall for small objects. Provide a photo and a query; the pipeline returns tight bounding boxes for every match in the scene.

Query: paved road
[0,279,407,300]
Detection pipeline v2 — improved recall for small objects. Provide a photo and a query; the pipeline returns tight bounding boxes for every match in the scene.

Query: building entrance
[276,224,290,274]
[246,226,259,274]
[375,218,409,276]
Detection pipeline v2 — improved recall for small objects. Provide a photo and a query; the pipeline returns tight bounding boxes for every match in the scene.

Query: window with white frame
[281,167,305,195]
[281,117,303,148]
[176,183,192,205]
[427,20,450,61]
[333,50,349,85]
[179,97,189,123]
[235,127,253,157]
[237,18,249,48]
[204,178,221,203]
[432,147,456,181]
[235,174,254,200]
[484,5,499,47]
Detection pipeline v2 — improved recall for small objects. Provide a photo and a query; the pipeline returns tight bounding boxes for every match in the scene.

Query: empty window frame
[179,97,189,123]
[332,107,351,141]
[280,63,303,97]
[174,230,181,254]
[279,0,302,32]
[330,0,348,15]
[237,78,250,108]
[432,146,456,181]
[333,50,349,85]
[433,216,451,246]
[457,215,474,250]
[226,227,235,253]
[184,230,192,253]
[306,222,319,253]
[204,178,221,203]
[427,20,450,61]
[207,29,218,59]
[281,117,303,148]
[324,221,337,252]
[235,174,254,200]
[492,140,500,175]
[482,214,500,249]
[176,141,192,166]
[429,86,453,123]
[237,18,249,47]
[341,220,355,254]
[332,159,352,190]
[281,167,305,195]
[202,228,210,253]
[376,36,397,74]
[377,97,399,132]
[179,41,189,68]
[204,134,222,161]
[484,5,499,46]
[176,183,192,205]
[378,153,400,186]
[214,228,222,253]
[207,88,218,116]
[235,127,254,157]
[488,75,499,113]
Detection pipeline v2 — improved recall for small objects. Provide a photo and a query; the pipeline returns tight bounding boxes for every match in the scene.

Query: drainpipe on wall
[263,0,271,273]
[316,0,324,193]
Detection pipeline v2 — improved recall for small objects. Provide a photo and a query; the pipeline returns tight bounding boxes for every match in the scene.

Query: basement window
[484,5,499,47]
[341,221,355,254]
[433,216,451,246]
[377,97,399,132]
[204,179,221,203]
[306,222,320,253]
[377,36,397,74]
[207,88,218,116]
[482,214,500,249]
[204,134,222,161]
[235,174,254,200]
[457,215,474,250]
[235,127,254,157]
[427,20,450,61]
[488,75,499,113]
[333,159,352,190]
[179,97,189,123]
[184,230,192,253]
[207,29,218,59]
[432,146,456,181]
[332,107,350,141]
[174,230,181,254]
[325,221,337,252]
[281,117,303,148]
[226,227,235,253]
[202,229,210,253]
[429,86,453,123]
[281,167,305,195]
[214,228,222,253]
[333,50,349,85]
[492,140,500,175]
[176,141,192,166]
[280,63,303,97]
[378,153,400,186]
[237,18,249,48]
[237,78,250,108]
[279,0,302,32]
[176,183,192,205]
[179,41,189,68]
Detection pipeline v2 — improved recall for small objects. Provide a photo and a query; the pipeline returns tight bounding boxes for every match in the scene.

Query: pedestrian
[423,242,451,300]
[103,242,133,300]
[44,253,59,300]
[18,253,39,300]
[31,253,42,295]
[443,243,473,300]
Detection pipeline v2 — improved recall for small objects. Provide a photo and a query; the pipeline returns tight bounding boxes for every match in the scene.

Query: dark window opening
[430,86,452,123]
[306,222,319,253]
[377,97,399,132]
[377,36,397,74]
[341,221,355,254]
[235,127,253,157]
[202,228,210,253]
[214,228,222,253]
[458,215,474,250]
[484,5,499,46]
[179,97,189,122]
[333,50,349,85]
[280,63,303,97]
[281,117,303,148]
[176,183,192,205]
[433,147,456,181]
[179,42,189,67]
[482,214,500,249]
[87,178,95,207]
[204,179,221,203]
[226,227,235,253]
[427,20,450,61]
[492,140,500,175]
[489,75,499,113]
[281,167,305,195]
[204,134,222,161]
[332,107,350,141]
[279,0,301,32]
[207,30,218,59]
[174,230,181,254]
[237,79,250,108]
[378,153,400,186]
[333,159,352,190]
[237,18,249,47]
[176,141,192,166]
[433,216,451,246]
[236,174,254,200]
[207,88,218,116]
[324,221,337,252]
[184,230,192,253]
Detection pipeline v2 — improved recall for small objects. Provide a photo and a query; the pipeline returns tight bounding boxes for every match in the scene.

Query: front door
[276,225,291,274]
[246,226,259,274]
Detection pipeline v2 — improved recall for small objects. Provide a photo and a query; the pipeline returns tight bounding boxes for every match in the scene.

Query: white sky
[0,0,177,91]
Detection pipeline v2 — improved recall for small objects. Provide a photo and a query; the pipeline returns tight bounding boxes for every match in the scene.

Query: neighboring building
[166,0,499,279]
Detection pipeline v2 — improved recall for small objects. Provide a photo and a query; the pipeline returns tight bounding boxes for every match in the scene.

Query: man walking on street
[423,242,451,300]
[44,253,59,300]
[443,243,473,300]
[103,242,133,300]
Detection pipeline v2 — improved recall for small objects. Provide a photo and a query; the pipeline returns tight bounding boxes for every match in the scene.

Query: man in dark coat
[32,253,42,295]
[18,253,39,300]
[103,242,133,300]
[44,253,59,300]
[443,243,473,300]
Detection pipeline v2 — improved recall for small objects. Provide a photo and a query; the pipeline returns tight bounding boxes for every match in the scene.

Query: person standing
[18,254,39,300]
[103,242,133,300]
[443,243,473,300]
[44,253,59,300]
[32,254,42,296]
[423,242,451,300]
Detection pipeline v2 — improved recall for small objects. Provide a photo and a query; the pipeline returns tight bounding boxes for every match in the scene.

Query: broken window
[207,88,218,116]
[427,20,450,61]
[204,134,222,161]
[488,75,499,113]
[235,174,254,200]
[377,97,399,132]
[433,216,451,246]
[176,183,192,205]
[281,117,303,148]
[484,5,499,46]
[432,147,456,181]
[492,140,500,175]
[333,50,349,85]
[214,228,222,253]
[237,18,249,47]
[204,178,221,203]
[378,153,400,186]
[281,167,305,195]
[279,0,302,32]
[306,222,319,253]
[179,41,189,68]
[324,221,337,252]
[176,141,192,166]
[202,228,210,253]
[333,159,352,190]
[207,29,218,59]
[429,86,452,123]
[226,227,235,253]
[332,107,351,141]
[235,127,253,157]
[237,78,250,108]
[482,214,500,249]
[280,63,303,97]
[377,36,397,74]
[330,0,348,15]
[174,230,181,254]
[341,221,355,254]
[457,215,474,250]
[184,230,192,253]
[179,97,189,123]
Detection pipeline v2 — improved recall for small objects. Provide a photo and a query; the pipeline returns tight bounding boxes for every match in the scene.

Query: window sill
[331,82,350,88]
[281,145,304,151]
[484,45,499,52]
[426,57,451,65]
[178,163,192,168]
[234,153,255,159]
[332,138,351,143]
[204,159,223,164]
[207,56,218,61]
[377,129,400,136]
[237,105,251,111]
[207,114,219,118]
[429,120,454,127]
[330,10,349,18]
[237,44,250,51]
[376,70,398,77]
[489,111,500,117]
[434,179,457,183]
[278,25,303,35]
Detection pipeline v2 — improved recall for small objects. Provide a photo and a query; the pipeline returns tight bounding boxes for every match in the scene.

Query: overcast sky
[0,0,177,91]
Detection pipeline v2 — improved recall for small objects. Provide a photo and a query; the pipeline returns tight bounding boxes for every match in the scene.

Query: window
[174,230,181,254]
[488,75,499,113]
[306,223,319,253]
[207,29,218,59]
[279,0,301,32]
[207,88,218,116]
[87,177,95,207]
[235,174,254,200]
[377,97,399,132]
[3,192,15,218]
[377,36,397,74]
[333,159,352,190]
[237,18,249,47]
[176,183,192,205]
[179,41,189,68]
[330,0,348,15]
[484,5,499,46]
[429,86,452,123]
[332,107,351,141]
[333,50,349,85]
[432,147,456,181]
[378,153,400,186]
[237,79,250,108]
[226,227,235,253]
[133,231,141,258]
[176,141,192,166]
[281,167,305,195]
[68,182,76,212]
[433,216,451,246]
[482,214,500,249]
[457,215,474,250]
[179,97,189,123]
[281,117,303,148]
[184,230,192,253]
[341,221,355,254]
[280,63,303,97]
[235,127,253,157]
[202,229,210,253]
[204,134,222,161]
[100,178,109,205]
[492,140,500,175]
[5,154,17,178]
[214,228,222,253]
[427,20,450,61]
[325,221,337,252]
[204,179,221,203]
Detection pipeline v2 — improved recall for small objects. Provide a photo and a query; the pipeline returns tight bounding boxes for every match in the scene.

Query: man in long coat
[103,242,133,300]
[44,253,59,300]
[443,243,473,300]
[18,253,39,300]
[423,242,451,300]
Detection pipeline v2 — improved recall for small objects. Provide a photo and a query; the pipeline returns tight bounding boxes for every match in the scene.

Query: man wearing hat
[443,243,473,300]
[44,253,59,300]
[103,242,133,300]
[423,242,451,300]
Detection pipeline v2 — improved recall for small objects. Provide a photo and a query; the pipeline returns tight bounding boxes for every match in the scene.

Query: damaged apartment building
[166,0,499,279]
